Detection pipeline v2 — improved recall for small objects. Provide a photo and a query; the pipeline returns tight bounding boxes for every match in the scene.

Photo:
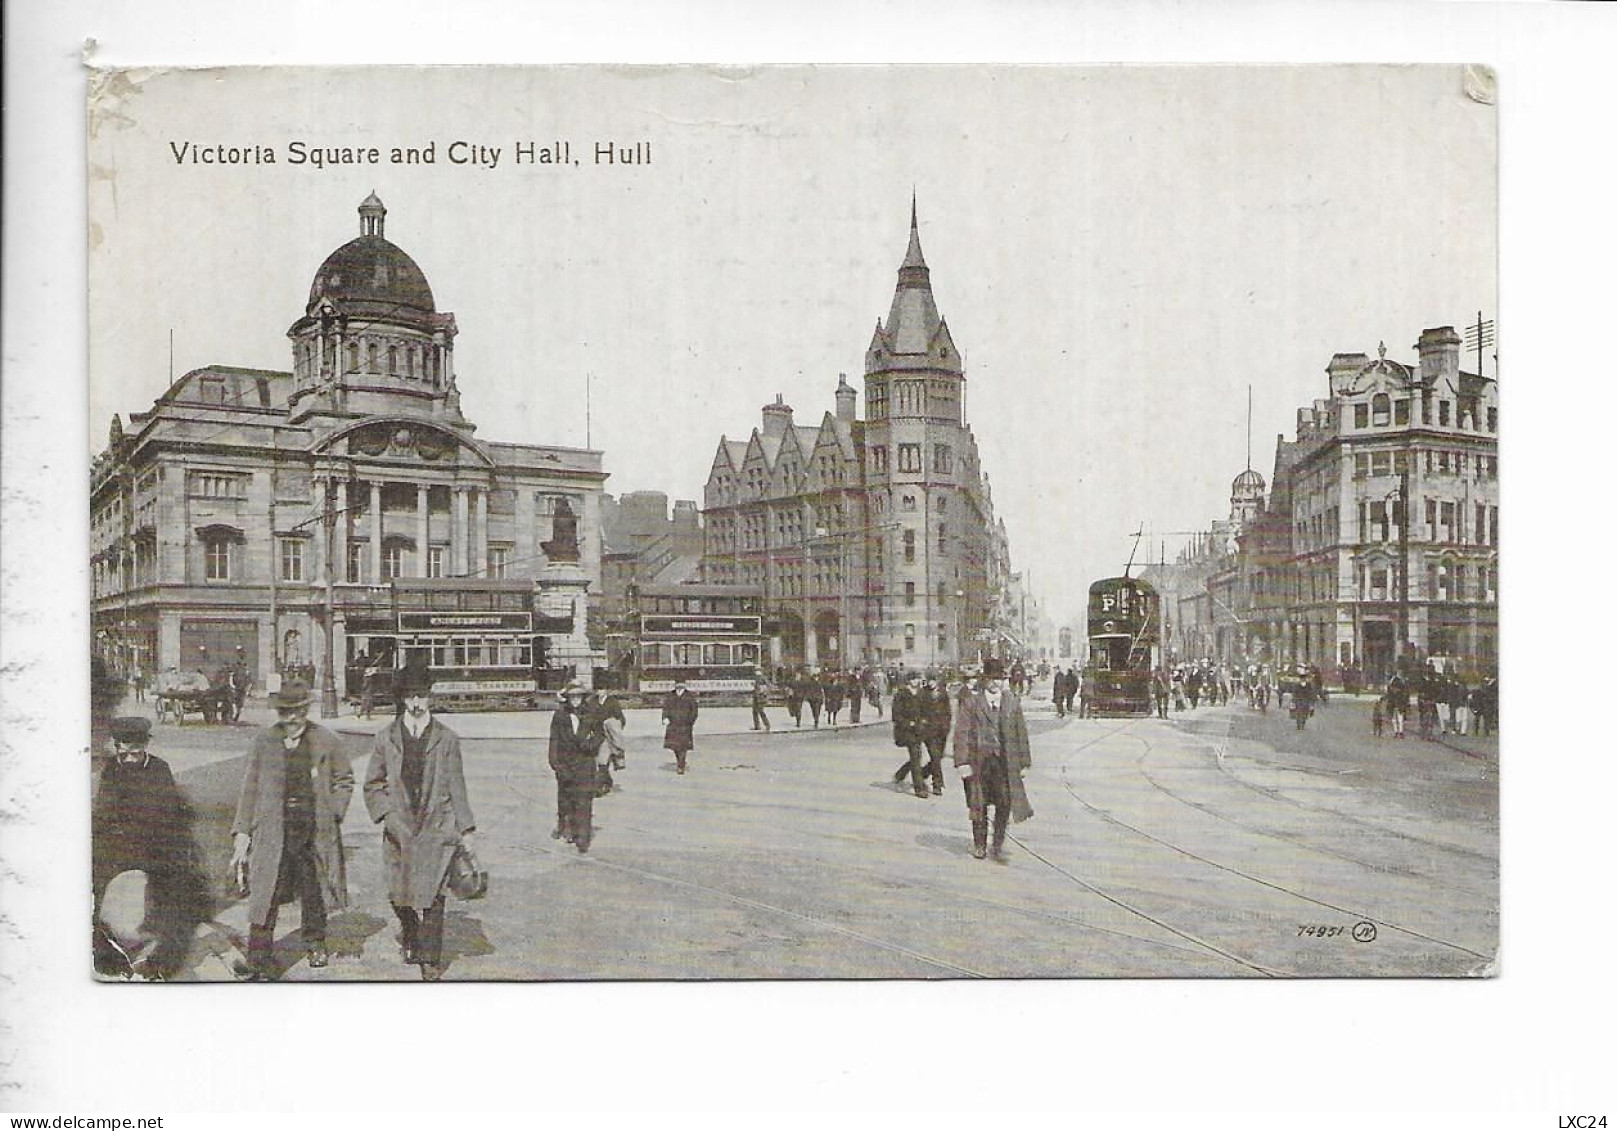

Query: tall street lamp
[1387,469,1410,670]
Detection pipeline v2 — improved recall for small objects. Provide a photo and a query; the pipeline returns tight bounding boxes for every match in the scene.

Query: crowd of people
[92,639,1497,981]
[1374,666,1497,741]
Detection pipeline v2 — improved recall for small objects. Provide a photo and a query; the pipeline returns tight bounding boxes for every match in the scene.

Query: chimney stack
[761,394,794,439]
[834,373,857,422]
[1416,326,1461,387]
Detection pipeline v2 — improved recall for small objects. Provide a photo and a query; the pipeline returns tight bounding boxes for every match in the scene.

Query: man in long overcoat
[823,671,845,725]
[230,679,353,980]
[952,659,1034,862]
[94,716,209,979]
[919,671,954,795]
[785,672,804,727]
[890,672,929,798]
[364,667,476,981]
[801,671,824,728]
[662,679,699,774]
[550,681,601,850]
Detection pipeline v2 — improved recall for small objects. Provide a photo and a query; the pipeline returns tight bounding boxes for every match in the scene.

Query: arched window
[1371,393,1391,426]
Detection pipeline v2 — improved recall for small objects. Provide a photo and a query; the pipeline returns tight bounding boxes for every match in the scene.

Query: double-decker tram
[344,578,565,710]
[1085,576,1161,715]
[628,583,765,694]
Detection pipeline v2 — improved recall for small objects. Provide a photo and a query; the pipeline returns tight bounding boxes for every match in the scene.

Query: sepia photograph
[9,0,1617,1118]
[84,63,1499,983]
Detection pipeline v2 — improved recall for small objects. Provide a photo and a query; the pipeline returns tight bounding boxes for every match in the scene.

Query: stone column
[334,478,350,583]
[473,488,488,577]
[158,610,182,672]
[416,484,430,577]
[370,480,383,584]
[452,487,468,576]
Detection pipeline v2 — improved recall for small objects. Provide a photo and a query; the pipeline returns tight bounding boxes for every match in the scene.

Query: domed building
[1230,467,1266,524]
[90,195,608,707]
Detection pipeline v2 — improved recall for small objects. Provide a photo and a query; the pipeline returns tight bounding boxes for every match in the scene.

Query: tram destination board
[398,611,533,632]
[641,614,762,637]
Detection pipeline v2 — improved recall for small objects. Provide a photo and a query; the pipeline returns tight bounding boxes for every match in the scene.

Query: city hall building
[90,194,606,699]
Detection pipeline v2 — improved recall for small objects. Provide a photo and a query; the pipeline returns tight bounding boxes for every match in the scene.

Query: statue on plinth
[541,498,581,563]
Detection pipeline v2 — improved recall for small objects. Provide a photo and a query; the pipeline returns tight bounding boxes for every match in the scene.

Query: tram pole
[321,477,340,718]
[1396,465,1410,669]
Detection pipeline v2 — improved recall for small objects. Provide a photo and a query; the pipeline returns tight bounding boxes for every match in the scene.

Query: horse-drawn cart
[153,669,233,725]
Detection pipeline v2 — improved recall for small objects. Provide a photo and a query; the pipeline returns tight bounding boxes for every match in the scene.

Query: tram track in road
[1212,750,1499,869]
[497,766,993,977]
[1136,759,1497,901]
[1195,717,1500,870]
[496,754,1238,975]
[1047,718,1493,966]
[1008,718,1281,976]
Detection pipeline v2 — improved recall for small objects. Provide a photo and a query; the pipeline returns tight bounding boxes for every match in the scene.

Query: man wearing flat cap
[230,680,354,979]
[93,717,208,978]
[365,664,477,980]
[952,657,1035,862]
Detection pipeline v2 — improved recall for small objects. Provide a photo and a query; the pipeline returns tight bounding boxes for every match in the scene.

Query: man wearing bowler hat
[365,664,477,980]
[93,716,209,979]
[952,657,1035,862]
[230,679,354,979]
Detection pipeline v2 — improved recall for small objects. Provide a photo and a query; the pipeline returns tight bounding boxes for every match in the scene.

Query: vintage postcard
[86,64,1497,982]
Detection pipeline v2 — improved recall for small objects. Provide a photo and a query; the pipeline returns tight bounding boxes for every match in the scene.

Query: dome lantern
[359,191,387,238]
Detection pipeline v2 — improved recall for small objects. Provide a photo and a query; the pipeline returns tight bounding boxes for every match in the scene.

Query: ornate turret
[287,195,466,430]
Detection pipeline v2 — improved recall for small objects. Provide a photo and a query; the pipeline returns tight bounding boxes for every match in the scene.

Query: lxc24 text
[166,140,651,169]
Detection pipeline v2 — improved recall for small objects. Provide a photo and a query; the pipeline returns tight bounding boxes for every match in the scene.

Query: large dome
[307,234,436,314]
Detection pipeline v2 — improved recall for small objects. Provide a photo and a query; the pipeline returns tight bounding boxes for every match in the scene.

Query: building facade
[1147,324,1498,684]
[701,205,998,669]
[90,195,607,698]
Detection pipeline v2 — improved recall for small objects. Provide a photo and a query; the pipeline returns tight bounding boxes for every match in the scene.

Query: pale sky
[89,65,1495,626]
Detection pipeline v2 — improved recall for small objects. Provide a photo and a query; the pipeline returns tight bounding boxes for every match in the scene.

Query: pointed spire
[902,190,927,272]
[879,193,948,358]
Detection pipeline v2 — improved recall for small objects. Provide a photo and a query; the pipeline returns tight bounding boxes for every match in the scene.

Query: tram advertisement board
[398,611,533,631]
[640,678,755,693]
[641,615,762,637]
